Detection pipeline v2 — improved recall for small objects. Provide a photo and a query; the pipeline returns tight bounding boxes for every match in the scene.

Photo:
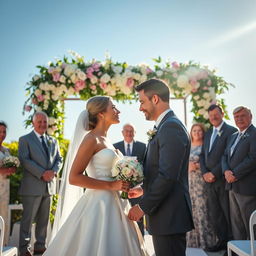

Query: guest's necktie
[126,144,131,156]
[209,128,218,152]
[230,132,242,156]
[40,135,49,158]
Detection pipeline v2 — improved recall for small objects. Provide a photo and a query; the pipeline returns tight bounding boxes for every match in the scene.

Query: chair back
[0,216,4,256]
[250,209,256,256]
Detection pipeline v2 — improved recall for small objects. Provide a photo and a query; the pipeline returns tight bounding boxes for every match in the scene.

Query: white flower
[112,65,123,74]
[1,156,20,168]
[33,75,40,81]
[70,73,78,83]
[77,70,86,80]
[47,128,54,135]
[147,128,157,141]
[177,75,189,89]
[64,64,77,77]
[59,75,66,84]
[156,70,163,77]
[48,117,56,125]
[34,89,42,96]
[100,73,111,84]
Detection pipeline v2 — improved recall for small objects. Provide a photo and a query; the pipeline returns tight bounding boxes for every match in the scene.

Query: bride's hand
[110,180,130,192]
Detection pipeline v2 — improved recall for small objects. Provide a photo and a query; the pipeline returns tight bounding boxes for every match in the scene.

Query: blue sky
[1,0,256,143]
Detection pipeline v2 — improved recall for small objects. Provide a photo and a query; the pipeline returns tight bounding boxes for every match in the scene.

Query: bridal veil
[50,110,89,241]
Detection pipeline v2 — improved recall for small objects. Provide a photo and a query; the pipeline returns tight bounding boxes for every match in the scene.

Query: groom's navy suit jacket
[222,124,256,196]
[139,110,194,235]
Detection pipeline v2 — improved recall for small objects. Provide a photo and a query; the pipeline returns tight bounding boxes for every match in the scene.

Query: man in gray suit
[18,112,63,256]
[200,104,237,253]
[128,79,193,256]
[222,106,256,240]
[113,123,146,235]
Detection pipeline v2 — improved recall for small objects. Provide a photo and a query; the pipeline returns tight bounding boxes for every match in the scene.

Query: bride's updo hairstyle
[86,96,111,130]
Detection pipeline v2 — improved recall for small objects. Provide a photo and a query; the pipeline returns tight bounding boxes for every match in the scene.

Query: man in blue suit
[114,123,146,236]
[222,106,256,240]
[128,79,193,256]
[200,104,237,253]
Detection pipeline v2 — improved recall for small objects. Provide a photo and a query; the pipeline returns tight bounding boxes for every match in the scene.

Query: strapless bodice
[86,148,121,181]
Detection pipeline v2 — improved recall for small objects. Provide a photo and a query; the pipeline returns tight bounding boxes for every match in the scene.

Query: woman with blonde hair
[187,123,216,250]
[44,96,147,256]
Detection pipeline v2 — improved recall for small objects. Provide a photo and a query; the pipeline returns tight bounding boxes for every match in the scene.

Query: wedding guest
[222,106,256,240]
[0,121,16,245]
[187,123,216,250]
[114,123,146,236]
[18,112,63,256]
[200,104,237,254]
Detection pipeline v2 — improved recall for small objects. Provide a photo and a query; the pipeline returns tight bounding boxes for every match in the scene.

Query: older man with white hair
[222,106,256,240]
[18,111,63,256]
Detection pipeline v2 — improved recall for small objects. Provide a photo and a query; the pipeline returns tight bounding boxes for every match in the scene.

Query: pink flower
[75,80,85,92]
[92,63,101,71]
[146,68,153,74]
[207,80,212,86]
[90,85,97,90]
[100,83,107,90]
[196,70,208,80]
[52,73,60,82]
[86,67,94,74]
[24,105,32,112]
[37,95,44,102]
[189,78,197,86]
[61,63,67,69]
[126,78,134,88]
[191,88,198,93]
[86,72,93,79]
[172,73,178,78]
[172,61,180,69]
[32,98,38,105]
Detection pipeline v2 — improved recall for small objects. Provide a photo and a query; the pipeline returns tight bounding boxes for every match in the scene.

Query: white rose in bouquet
[111,157,143,199]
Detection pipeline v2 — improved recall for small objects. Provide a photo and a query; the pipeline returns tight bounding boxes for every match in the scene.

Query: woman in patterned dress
[0,121,16,245]
[187,123,216,250]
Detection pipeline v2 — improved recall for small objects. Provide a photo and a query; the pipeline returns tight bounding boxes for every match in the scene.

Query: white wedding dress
[43,147,148,256]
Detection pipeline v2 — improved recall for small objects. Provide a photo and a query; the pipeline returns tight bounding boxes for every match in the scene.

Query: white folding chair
[0,216,18,256]
[227,209,256,256]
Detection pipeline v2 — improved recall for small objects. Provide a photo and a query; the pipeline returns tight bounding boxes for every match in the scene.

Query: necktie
[40,135,49,158]
[126,144,131,156]
[209,128,218,152]
[230,132,242,156]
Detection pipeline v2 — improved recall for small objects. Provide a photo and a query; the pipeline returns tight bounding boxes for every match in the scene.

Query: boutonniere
[47,137,53,146]
[241,133,249,139]
[217,130,223,137]
[147,128,157,141]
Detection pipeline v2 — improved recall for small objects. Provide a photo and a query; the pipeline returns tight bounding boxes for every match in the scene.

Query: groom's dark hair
[135,79,170,102]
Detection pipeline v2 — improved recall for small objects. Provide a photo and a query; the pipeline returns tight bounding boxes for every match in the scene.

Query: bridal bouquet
[111,157,144,199]
[0,156,20,168]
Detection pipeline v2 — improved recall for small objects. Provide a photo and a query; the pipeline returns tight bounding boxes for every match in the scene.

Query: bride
[44,96,147,256]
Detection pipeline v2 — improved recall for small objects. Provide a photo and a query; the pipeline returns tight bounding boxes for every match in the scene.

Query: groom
[128,79,194,256]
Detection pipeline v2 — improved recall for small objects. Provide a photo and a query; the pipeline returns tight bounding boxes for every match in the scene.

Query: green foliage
[23,52,233,139]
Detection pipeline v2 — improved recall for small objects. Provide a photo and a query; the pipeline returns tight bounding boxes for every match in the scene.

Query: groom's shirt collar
[155,109,172,128]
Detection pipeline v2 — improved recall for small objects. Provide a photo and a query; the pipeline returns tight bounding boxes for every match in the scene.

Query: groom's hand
[128,186,143,199]
[128,205,144,221]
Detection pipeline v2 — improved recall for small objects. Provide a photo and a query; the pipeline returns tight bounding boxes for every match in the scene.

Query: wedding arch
[23,52,232,140]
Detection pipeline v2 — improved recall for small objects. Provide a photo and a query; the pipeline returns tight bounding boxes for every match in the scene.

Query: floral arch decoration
[23,52,232,140]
